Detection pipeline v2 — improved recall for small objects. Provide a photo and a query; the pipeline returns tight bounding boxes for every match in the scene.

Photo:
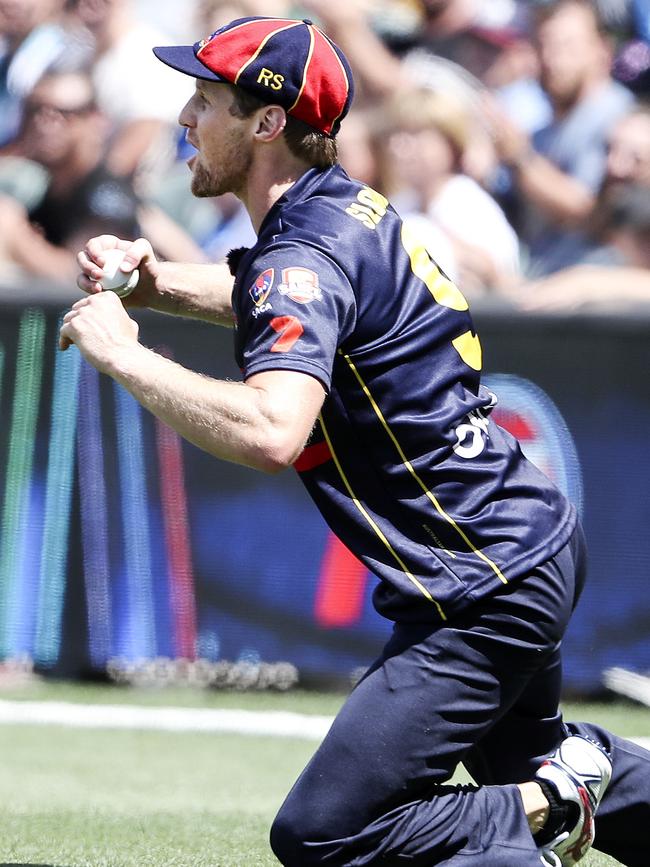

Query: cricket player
[60,16,650,866]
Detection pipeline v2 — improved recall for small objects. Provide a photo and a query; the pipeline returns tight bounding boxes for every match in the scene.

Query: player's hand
[76,234,160,308]
[59,291,140,369]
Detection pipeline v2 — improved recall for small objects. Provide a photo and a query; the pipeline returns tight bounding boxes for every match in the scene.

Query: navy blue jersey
[231,164,576,621]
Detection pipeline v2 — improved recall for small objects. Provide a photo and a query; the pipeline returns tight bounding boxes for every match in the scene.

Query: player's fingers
[76,288,124,314]
[84,234,126,266]
[59,322,74,351]
[121,237,155,272]
[68,295,95,313]
[61,305,85,325]
[77,272,103,294]
[77,250,104,278]
[77,251,104,293]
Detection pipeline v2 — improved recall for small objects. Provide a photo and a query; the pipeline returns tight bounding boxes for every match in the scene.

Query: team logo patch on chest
[249,268,274,306]
[278,267,322,304]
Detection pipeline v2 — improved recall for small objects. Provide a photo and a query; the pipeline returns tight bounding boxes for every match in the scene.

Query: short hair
[533,0,608,36]
[226,84,338,169]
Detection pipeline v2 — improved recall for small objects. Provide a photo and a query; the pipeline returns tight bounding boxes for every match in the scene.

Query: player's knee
[269,810,303,866]
[270,805,323,867]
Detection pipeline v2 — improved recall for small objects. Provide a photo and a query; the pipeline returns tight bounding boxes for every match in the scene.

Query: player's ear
[254,105,287,142]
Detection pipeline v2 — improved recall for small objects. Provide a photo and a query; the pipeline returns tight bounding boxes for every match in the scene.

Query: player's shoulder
[239,165,401,298]
[240,234,352,309]
[292,164,396,231]
[276,166,400,265]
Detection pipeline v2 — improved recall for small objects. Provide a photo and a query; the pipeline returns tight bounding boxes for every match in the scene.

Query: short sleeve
[234,243,357,390]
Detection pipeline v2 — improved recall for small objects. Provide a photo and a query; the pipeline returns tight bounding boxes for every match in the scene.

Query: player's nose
[178,96,196,130]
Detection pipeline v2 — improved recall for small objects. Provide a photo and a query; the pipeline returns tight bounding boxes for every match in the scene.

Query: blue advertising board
[0,301,648,692]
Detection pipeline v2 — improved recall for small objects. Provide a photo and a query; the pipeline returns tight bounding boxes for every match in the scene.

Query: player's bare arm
[77,234,236,327]
[59,292,324,472]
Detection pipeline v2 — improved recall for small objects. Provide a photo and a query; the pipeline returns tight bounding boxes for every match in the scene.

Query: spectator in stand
[337,107,382,188]
[515,105,650,312]
[0,70,203,284]
[0,0,89,147]
[376,87,520,296]
[0,70,139,283]
[301,0,540,114]
[197,0,291,22]
[466,19,552,137]
[68,0,192,178]
[604,103,650,188]
[609,0,650,96]
[593,182,650,270]
[515,185,650,311]
[299,1,539,239]
[488,0,635,277]
[413,0,542,107]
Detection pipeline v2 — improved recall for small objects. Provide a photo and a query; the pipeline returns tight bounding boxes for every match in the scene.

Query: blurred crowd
[0,0,649,311]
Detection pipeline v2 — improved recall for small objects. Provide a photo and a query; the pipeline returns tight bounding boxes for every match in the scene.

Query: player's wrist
[122,257,167,310]
[103,340,151,382]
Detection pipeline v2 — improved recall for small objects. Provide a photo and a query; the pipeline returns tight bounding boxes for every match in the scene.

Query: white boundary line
[0,700,647,750]
[0,699,333,740]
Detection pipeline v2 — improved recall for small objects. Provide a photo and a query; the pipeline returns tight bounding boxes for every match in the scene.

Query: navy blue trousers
[271,526,650,865]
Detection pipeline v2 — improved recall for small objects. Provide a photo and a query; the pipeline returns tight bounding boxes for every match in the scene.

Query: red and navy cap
[153,16,354,137]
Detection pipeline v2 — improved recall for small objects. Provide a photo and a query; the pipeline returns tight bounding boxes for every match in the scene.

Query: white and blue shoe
[536,735,612,866]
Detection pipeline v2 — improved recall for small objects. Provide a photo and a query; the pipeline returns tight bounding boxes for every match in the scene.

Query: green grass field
[0,681,647,866]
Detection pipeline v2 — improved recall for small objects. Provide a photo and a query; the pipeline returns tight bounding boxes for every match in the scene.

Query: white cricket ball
[99,248,139,297]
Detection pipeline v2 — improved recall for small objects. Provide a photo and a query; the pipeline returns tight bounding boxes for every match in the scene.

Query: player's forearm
[150,260,236,327]
[107,343,294,472]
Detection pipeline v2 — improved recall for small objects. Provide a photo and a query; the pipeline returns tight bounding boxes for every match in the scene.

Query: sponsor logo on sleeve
[277,267,322,304]
[249,268,274,306]
[249,268,274,318]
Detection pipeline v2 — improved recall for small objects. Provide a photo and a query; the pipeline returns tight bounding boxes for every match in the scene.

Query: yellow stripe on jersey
[319,414,446,620]
[340,352,508,585]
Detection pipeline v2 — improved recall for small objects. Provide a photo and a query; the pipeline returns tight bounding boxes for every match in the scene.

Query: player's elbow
[255,430,305,475]
[255,449,298,475]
